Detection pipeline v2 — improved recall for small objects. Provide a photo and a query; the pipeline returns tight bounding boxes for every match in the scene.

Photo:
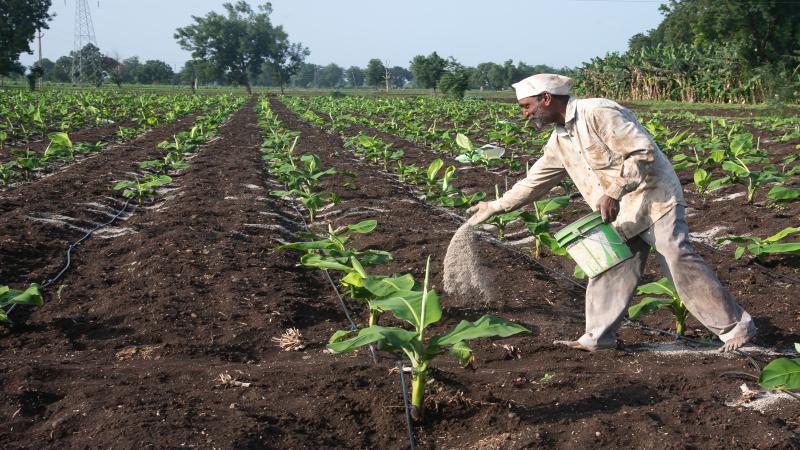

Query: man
[466,74,756,353]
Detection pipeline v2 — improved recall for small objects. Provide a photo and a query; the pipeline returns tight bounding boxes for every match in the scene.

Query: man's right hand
[466,201,501,226]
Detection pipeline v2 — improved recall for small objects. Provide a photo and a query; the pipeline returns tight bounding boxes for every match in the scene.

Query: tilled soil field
[0,98,798,449]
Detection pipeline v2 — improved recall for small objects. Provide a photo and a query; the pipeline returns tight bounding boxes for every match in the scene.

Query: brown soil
[0,98,797,449]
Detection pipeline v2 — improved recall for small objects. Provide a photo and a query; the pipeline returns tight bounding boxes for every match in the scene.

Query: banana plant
[716,227,800,262]
[767,186,800,204]
[0,161,18,186]
[139,152,189,174]
[716,132,782,204]
[454,133,505,167]
[113,174,172,204]
[43,132,75,161]
[628,277,688,336]
[0,284,43,323]
[327,256,530,420]
[270,188,338,223]
[395,161,423,184]
[758,343,800,392]
[519,195,570,258]
[277,220,392,268]
[14,150,46,181]
[483,211,523,240]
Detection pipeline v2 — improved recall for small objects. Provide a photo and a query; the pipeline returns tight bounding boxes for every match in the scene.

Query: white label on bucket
[566,228,625,278]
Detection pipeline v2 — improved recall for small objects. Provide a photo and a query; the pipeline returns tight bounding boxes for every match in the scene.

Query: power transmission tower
[71,0,100,84]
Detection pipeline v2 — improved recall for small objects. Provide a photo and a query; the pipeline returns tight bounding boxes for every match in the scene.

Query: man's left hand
[597,195,619,223]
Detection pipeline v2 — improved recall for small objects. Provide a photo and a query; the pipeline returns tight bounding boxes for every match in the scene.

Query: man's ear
[541,92,552,106]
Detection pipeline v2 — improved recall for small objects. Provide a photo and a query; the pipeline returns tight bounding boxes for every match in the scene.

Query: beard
[528,110,557,131]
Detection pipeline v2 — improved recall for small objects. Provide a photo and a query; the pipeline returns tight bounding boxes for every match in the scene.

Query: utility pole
[384,60,391,93]
[37,28,43,89]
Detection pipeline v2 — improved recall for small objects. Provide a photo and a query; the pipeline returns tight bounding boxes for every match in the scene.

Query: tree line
[575,0,800,103]
[5,0,795,102]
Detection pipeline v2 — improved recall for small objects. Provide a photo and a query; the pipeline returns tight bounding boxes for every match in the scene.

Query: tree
[409,52,446,93]
[175,2,285,94]
[437,58,470,99]
[390,66,412,88]
[51,56,73,82]
[179,59,219,89]
[291,62,317,87]
[270,40,308,93]
[318,63,344,88]
[365,58,385,89]
[0,0,53,76]
[345,66,364,88]
[31,57,54,81]
[632,0,800,67]
[71,43,105,85]
[138,60,174,84]
[119,56,142,83]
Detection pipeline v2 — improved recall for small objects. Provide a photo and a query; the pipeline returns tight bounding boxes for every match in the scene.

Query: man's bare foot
[719,335,752,353]
[553,340,598,352]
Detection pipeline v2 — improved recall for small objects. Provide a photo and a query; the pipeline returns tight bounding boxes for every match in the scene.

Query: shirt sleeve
[493,143,566,212]
[588,106,656,200]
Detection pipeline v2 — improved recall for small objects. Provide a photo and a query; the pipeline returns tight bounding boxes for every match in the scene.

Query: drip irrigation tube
[4,196,134,318]
[281,183,378,363]
[397,360,417,450]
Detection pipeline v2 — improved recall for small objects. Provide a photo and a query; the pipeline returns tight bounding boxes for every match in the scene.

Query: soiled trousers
[577,205,757,348]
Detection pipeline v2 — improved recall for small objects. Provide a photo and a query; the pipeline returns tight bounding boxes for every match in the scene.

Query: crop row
[1,96,246,323]
[0,94,244,189]
[0,90,234,148]
[257,97,531,421]
[277,95,800,338]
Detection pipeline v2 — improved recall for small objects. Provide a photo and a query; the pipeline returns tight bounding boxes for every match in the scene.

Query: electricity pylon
[70,0,101,84]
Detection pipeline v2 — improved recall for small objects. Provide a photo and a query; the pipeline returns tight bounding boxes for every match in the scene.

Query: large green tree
[629,0,800,67]
[0,0,53,76]
[409,52,446,93]
[364,58,386,89]
[437,58,470,99]
[138,60,174,84]
[270,40,308,93]
[175,1,305,94]
[346,66,364,87]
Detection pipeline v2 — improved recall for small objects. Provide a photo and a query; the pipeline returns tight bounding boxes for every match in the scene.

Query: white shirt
[493,97,685,239]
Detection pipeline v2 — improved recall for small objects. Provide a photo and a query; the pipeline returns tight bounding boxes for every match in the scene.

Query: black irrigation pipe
[4,196,134,319]
[397,360,417,450]
[279,171,378,364]
[266,113,415,448]
[3,100,245,320]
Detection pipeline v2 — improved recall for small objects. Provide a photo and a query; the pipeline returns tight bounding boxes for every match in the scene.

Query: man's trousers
[577,205,756,348]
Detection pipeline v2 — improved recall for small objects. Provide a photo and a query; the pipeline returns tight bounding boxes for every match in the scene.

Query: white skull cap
[512,74,575,100]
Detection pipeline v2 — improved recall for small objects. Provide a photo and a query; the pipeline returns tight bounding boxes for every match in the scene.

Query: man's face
[518,94,556,130]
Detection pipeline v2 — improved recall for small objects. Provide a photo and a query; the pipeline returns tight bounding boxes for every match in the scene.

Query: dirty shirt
[495,97,685,240]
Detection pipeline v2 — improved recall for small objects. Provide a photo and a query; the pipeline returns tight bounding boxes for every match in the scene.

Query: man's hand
[596,195,619,223]
[466,201,500,226]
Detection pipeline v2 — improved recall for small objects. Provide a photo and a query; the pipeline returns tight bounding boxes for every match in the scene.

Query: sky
[19,0,667,71]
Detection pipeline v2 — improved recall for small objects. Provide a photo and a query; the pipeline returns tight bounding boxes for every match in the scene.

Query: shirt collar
[555,96,577,137]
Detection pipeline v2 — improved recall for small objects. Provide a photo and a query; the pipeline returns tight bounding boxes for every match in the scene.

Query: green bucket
[554,212,632,278]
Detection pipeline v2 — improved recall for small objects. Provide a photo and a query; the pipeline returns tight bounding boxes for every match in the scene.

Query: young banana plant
[628,277,688,336]
[328,256,530,420]
[0,284,43,323]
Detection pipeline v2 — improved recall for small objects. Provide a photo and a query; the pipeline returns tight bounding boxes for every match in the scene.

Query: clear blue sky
[20,0,667,71]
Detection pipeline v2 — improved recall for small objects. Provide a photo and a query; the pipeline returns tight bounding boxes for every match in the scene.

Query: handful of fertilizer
[442,222,495,307]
